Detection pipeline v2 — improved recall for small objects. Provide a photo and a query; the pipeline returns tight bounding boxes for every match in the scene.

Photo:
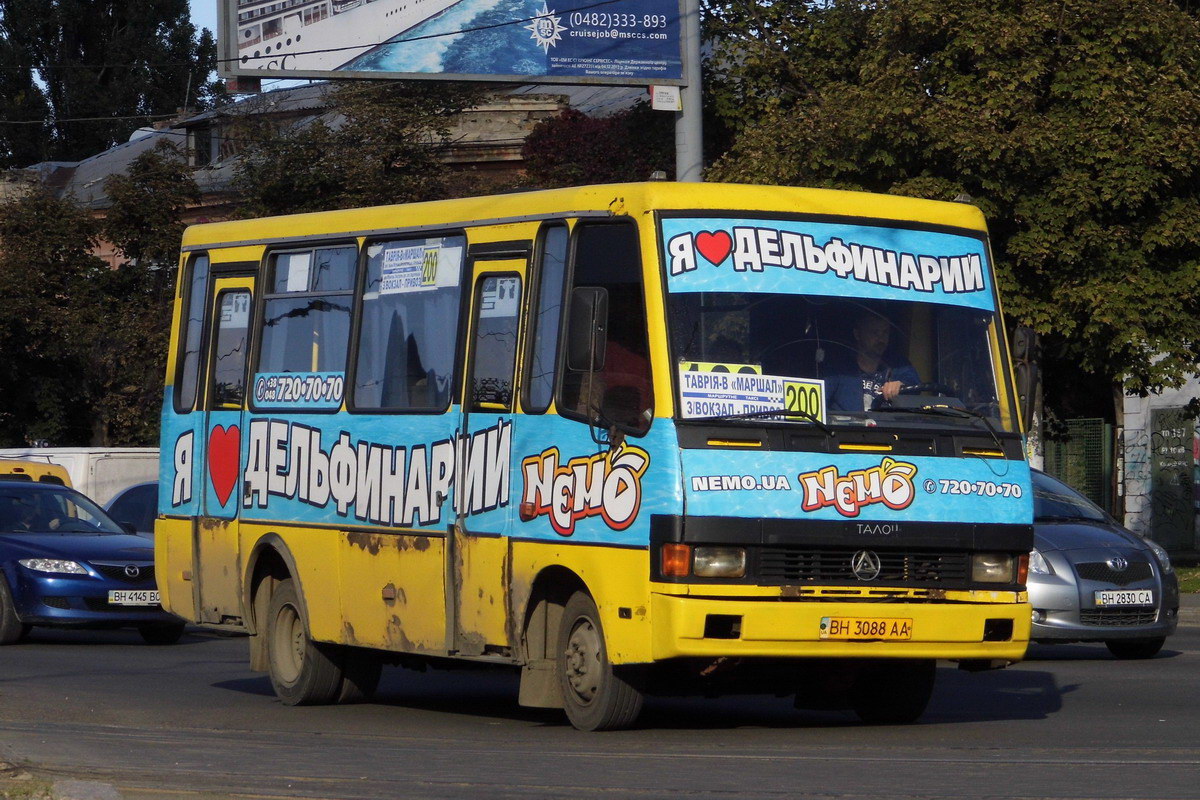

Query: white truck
[0,447,158,505]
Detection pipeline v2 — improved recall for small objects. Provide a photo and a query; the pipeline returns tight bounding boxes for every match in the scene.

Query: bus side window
[352,235,466,411]
[558,221,654,435]
[523,223,568,413]
[258,246,355,382]
[211,290,252,410]
[175,254,210,412]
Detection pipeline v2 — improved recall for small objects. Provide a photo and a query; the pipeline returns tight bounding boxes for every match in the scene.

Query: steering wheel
[897,382,955,397]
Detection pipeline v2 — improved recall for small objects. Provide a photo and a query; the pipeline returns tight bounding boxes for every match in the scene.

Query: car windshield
[1032,472,1108,522]
[0,484,125,534]
[668,293,1017,432]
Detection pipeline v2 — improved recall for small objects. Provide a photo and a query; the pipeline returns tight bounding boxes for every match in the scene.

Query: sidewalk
[1180,592,1200,627]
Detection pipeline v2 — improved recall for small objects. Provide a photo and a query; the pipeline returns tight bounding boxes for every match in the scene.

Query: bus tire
[852,659,936,725]
[556,591,643,731]
[0,575,27,645]
[337,648,382,703]
[266,578,344,705]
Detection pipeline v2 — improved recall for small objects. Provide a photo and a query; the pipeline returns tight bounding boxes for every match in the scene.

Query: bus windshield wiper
[875,403,1008,453]
[686,407,833,436]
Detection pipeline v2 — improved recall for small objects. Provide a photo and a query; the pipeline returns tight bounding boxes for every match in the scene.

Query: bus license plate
[1095,589,1153,607]
[108,590,160,606]
[820,616,912,641]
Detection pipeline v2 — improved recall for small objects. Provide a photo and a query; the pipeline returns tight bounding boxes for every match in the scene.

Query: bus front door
[452,257,526,656]
[193,275,254,624]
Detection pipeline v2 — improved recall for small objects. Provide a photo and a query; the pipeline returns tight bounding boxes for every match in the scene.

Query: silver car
[1028,470,1178,658]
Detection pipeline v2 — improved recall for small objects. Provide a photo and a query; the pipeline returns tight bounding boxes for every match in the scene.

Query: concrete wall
[1122,379,1199,551]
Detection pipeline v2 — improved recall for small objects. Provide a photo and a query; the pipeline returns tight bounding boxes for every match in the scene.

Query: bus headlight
[693,547,746,578]
[971,553,1015,583]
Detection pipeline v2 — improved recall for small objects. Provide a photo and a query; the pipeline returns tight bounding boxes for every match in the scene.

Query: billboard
[220,0,683,85]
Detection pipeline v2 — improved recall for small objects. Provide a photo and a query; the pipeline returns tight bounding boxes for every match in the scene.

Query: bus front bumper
[650,593,1031,662]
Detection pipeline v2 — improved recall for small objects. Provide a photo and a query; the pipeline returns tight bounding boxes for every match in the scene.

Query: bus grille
[758,548,971,585]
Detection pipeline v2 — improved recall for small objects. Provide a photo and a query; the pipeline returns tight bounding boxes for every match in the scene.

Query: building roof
[18,80,642,210]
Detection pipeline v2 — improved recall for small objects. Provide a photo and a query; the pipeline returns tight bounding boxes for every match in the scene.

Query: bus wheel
[266,579,344,705]
[851,659,936,725]
[556,591,643,731]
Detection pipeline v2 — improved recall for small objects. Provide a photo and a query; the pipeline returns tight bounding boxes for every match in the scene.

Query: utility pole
[675,0,703,182]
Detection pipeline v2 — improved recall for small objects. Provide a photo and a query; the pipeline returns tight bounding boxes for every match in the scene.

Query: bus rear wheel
[851,659,936,724]
[266,578,344,705]
[556,591,643,731]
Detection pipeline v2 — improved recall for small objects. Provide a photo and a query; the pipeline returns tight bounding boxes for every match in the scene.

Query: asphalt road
[2,625,1199,800]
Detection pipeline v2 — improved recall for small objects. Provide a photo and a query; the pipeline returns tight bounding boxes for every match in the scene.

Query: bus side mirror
[1011,325,1040,432]
[567,287,608,372]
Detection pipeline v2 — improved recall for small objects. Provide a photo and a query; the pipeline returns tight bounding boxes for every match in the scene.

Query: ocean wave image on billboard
[231,0,682,83]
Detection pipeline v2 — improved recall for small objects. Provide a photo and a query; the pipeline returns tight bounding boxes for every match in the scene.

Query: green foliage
[0,141,192,446]
[707,0,1200,412]
[103,140,198,266]
[0,189,107,445]
[0,0,218,165]
[231,81,485,216]
[522,103,676,187]
[97,141,197,444]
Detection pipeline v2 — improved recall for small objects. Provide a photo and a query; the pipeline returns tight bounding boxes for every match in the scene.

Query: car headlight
[1028,549,1053,575]
[18,558,88,575]
[1144,538,1173,575]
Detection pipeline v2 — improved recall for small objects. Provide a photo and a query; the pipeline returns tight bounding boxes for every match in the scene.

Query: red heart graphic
[695,230,733,265]
[208,424,241,508]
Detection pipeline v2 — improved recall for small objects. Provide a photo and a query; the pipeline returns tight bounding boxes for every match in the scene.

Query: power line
[0,113,180,126]
[228,0,626,66]
[0,0,632,70]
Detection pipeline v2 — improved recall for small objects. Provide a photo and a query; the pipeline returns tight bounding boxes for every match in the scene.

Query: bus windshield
[668,293,1016,432]
[660,214,1017,433]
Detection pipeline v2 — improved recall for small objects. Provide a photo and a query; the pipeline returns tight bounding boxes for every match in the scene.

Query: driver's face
[854,316,891,360]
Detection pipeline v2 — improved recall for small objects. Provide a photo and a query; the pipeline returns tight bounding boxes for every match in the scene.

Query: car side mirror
[1011,325,1040,432]
[567,286,608,372]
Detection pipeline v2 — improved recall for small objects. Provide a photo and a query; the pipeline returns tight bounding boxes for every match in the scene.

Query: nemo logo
[520,444,650,536]
[798,458,918,518]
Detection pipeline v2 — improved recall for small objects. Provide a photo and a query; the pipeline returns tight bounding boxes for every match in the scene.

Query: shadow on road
[212,662,1069,730]
[1025,642,1183,661]
[14,627,207,647]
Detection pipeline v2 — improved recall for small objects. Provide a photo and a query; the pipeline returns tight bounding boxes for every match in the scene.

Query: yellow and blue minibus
[157,182,1032,730]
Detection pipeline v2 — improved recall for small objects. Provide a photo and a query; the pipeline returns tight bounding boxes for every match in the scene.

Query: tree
[231,81,486,217]
[97,140,199,444]
[706,0,1200,420]
[522,104,676,188]
[0,142,195,446]
[0,188,107,445]
[0,0,218,165]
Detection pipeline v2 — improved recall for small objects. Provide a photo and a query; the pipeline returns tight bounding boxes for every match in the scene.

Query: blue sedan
[0,480,184,645]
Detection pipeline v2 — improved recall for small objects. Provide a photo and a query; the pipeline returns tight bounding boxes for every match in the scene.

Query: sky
[192,1,219,39]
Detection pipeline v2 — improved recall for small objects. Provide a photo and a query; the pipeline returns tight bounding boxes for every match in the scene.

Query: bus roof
[180,182,988,250]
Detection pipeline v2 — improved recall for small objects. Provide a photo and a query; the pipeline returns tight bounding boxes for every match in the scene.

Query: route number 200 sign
[784,379,826,424]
